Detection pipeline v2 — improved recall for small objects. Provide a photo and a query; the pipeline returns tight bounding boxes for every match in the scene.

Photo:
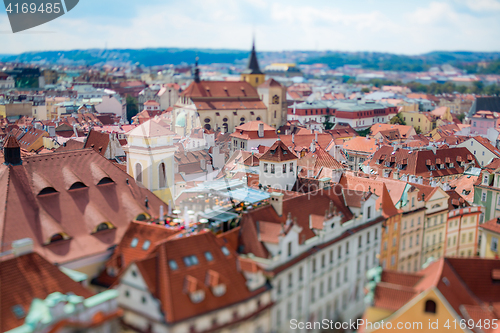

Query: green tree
[361,87,370,93]
[323,116,335,130]
[390,113,406,125]
[356,128,371,137]
[126,95,139,123]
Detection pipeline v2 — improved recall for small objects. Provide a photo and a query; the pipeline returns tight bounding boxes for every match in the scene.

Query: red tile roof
[343,137,379,154]
[0,149,166,265]
[103,221,181,283]
[480,217,500,235]
[373,258,500,321]
[83,130,110,156]
[1,252,93,332]
[259,140,297,162]
[369,146,479,178]
[230,121,278,140]
[131,230,268,324]
[239,186,354,258]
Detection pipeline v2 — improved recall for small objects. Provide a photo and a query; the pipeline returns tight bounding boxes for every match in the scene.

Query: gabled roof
[239,186,354,259]
[370,123,414,138]
[259,140,297,162]
[1,252,93,332]
[339,173,400,218]
[301,143,343,170]
[83,130,110,156]
[258,78,281,88]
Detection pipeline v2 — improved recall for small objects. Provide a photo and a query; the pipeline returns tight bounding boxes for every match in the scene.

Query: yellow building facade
[445,206,481,258]
[421,188,450,264]
[479,218,500,259]
[399,111,433,134]
[364,288,468,333]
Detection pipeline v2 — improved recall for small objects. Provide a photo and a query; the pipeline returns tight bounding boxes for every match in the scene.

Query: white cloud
[0,0,499,54]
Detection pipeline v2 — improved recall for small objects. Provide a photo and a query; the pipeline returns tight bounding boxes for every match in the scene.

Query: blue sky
[1,0,500,54]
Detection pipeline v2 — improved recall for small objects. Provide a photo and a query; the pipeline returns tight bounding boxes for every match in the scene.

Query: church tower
[241,39,265,88]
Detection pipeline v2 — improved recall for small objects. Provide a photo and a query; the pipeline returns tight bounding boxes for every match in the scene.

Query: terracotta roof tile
[0,149,166,265]
[259,140,297,162]
[1,252,94,332]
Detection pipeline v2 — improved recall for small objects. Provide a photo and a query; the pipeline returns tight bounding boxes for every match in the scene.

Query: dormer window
[190,290,205,303]
[483,175,489,185]
[142,240,151,250]
[97,177,114,185]
[94,222,114,233]
[38,187,58,196]
[212,284,226,297]
[130,237,139,248]
[69,182,87,190]
[49,233,67,244]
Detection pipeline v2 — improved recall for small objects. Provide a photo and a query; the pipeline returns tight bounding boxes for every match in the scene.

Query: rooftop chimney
[270,192,284,216]
[3,136,21,166]
[12,238,33,257]
[258,123,264,138]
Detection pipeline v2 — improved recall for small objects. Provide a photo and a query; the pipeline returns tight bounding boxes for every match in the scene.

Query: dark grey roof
[468,97,500,117]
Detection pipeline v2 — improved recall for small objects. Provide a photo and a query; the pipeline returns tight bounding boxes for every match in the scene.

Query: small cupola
[3,135,21,166]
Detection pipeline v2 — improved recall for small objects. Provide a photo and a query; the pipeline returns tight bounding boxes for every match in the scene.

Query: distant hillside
[0,48,252,66]
[301,51,500,72]
[2,48,500,73]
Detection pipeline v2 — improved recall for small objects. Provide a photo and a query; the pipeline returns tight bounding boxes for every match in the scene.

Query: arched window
[272,95,280,104]
[50,233,65,243]
[135,163,143,183]
[159,162,167,188]
[425,300,436,313]
[204,124,211,130]
[94,222,114,233]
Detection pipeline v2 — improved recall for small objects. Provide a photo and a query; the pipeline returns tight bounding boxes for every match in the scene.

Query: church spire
[245,38,263,75]
[193,56,200,83]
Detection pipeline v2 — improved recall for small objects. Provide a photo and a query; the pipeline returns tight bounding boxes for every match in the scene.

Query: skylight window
[183,255,199,267]
[130,238,138,247]
[205,251,214,261]
[221,246,230,256]
[169,260,178,270]
[12,305,25,319]
[142,240,151,250]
